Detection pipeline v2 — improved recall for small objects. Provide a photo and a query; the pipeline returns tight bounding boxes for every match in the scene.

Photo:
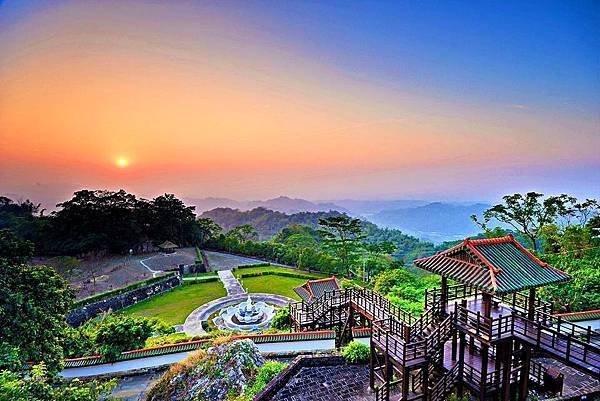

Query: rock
[146,339,264,401]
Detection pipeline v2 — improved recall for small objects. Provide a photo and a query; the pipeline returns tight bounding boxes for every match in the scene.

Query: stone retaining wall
[67,275,181,327]
[253,354,345,401]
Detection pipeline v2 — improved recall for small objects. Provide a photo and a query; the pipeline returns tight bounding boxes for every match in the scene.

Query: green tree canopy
[0,260,74,373]
[471,192,576,251]
[318,216,366,277]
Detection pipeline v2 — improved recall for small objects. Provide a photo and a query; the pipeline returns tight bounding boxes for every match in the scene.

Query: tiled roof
[293,277,340,303]
[554,309,600,322]
[63,331,336,368]
[414,235,570,295]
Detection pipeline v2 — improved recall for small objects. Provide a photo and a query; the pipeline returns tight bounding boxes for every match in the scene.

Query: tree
[471,192,574,251]
[93,315,170,361]
[195,218,222,246]
[227,225,258,242]
[0,229,34,265]
[318,216,366,277]
[0,260,74,373]
[0,363,115,401]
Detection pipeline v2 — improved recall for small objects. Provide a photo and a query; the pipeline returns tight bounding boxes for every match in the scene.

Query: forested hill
[200,207,343,240]
[201,207,437,261]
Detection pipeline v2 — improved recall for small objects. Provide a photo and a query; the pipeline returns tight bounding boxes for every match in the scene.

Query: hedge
[73,272,177,308]
[237,271,322,281]
[236,262,271,269]
[183,276,220,284]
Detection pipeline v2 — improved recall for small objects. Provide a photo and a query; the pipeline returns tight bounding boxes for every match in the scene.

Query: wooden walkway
[290,287,600,401]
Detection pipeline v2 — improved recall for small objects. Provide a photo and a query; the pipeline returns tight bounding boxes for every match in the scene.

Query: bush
[236,262,271,269]
[244,361,287,399]
[270,308,291,330]
[64,314,174,360]
[341,341,370,364]
[237,270,320,280]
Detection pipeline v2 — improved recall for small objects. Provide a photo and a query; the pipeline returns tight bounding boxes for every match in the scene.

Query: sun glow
[116,157,129,168]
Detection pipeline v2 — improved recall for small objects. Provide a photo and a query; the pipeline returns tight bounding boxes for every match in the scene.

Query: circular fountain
[212,296,276,331]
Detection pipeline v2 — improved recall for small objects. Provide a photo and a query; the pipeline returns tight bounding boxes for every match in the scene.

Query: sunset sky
[1,1,599,207]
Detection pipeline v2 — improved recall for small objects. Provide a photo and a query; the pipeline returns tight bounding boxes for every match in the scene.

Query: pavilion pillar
[482,292,492,319]
[441,276,448,315]
[479,292,492,400]
[527,288,536,321]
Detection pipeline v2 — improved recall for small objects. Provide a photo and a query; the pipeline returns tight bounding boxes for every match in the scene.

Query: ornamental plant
[341,341,370,364]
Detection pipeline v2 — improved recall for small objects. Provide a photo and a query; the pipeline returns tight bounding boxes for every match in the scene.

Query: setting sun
[116,157,129,168]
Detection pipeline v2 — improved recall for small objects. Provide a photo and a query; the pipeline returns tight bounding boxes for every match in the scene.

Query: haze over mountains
[190,196,488,243]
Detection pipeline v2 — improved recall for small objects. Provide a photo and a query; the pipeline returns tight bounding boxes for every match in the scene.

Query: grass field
[239,275,313,300]
[121,281,227,325]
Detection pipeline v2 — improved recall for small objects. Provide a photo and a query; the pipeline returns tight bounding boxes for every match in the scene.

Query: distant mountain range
[200,207,342,240]
[187,196,346,214]
[368,202,490,243]
[190,196,490,243]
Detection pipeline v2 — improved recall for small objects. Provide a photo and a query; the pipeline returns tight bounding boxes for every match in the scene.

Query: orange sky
[1,1,599,206]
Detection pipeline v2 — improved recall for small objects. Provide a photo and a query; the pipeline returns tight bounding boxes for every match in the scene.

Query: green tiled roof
[414,235,570,295]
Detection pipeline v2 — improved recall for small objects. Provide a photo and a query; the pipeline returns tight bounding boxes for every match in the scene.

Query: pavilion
[157,240,179,254]
[293,276,340,304]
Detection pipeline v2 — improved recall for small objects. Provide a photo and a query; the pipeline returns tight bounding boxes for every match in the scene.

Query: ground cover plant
[121,280,227,325]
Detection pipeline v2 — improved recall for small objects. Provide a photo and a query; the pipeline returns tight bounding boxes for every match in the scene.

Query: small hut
[158,240,178,254]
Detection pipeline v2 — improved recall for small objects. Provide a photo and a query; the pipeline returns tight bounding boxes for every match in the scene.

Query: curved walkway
[183,293,295,335]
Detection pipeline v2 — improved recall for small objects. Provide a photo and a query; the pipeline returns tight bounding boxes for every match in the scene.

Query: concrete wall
[67,275,181,327]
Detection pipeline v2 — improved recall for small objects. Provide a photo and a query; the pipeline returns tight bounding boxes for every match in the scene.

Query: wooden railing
[290,287,415,330]
[428,363,460,401]
[426,284,553,316]
[511,314,600,375]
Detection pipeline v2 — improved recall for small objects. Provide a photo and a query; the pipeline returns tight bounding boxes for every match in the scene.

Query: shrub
[341,341,370,364]
[244,361,287,399]
[270,308,291,330]
[237,270,320,280]
[236,262,271,269]
[64,314,174,360]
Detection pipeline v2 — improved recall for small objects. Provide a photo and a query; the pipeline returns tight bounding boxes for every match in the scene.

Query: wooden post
[422,364,429,400]
[480,343,489,400]
[401,366,409,401]
[457,331,466,398]
[519,344,531,401]
[369,339,376,389]
[528,288,536,321]
[482,292,492,319]
[441,276,448,315]
[451,330,458,360]
[501,339,513,401]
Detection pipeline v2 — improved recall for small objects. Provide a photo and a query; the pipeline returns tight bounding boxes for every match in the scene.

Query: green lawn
[121,281,227,325]
[239,275,314,300]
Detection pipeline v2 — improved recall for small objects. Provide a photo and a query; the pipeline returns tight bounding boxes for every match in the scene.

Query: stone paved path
[217,270,246,295]
[272,365,375,401]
